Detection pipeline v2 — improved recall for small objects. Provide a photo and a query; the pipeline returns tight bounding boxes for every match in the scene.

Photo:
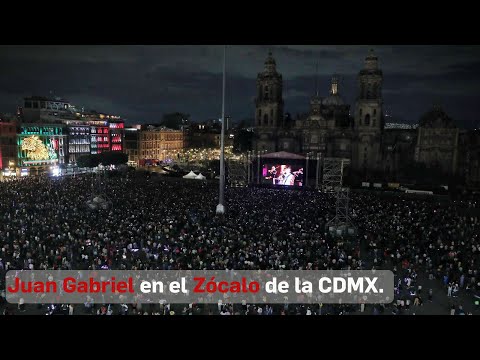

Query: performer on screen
[280,165,295,186]
[293,168,304,186]
[266,165,277,184]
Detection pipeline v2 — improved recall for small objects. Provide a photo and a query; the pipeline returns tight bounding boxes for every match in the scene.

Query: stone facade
[253,51,472,183]
[414,107,460,174]
[138,126,184,162]
[463,130,480,187]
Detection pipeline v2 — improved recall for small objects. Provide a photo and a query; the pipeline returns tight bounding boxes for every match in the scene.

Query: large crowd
[0,173,479,315]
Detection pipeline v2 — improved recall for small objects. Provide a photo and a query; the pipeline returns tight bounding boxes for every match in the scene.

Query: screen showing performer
[262,164,303,187]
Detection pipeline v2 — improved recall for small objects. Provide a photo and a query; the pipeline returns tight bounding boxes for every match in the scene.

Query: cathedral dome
[322,94,345,106]
[419,106,456,128]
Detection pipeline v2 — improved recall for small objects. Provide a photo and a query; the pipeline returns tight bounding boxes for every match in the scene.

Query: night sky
[0,45,479,128]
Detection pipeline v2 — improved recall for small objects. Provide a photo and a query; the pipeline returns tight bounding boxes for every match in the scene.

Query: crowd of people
[0,173,479,315]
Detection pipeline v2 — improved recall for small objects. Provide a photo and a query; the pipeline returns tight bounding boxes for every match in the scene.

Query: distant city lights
[384,123,419,129]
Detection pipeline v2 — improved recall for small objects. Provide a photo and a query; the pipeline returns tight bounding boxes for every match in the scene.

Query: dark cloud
[0,45,479,128]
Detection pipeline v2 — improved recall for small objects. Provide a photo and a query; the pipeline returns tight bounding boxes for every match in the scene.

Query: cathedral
[253,50,476,184]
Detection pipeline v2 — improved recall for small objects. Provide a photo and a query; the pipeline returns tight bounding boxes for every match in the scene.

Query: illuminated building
[81,112,125,156]
[9,96,127,171]
[139,126,184,165]
[17,124,67,174]
[64,121,91,164]
[0,116,18,177]
[89,120,110,155]
[109,120,125,152]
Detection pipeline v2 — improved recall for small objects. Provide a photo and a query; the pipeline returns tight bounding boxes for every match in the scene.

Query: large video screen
[262,164,304,187]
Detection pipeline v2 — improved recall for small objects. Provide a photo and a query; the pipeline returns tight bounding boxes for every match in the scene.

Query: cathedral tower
[353,50,384,174]
[255,52,284,129]
[354,50,383,132]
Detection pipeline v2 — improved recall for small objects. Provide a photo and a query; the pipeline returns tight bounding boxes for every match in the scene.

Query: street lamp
[181,118,187,152]
[216,45,227,215]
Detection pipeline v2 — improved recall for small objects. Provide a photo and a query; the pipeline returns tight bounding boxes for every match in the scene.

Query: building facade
[125,125,141,166]
[10,97,126,173]
[253,51,468,183]
[187,121,221,148]
[17,123,67,175]
[21,96,78,123]
[414,107,460,175]
[63,115,125,162]
[109,120,125,152]
[138,126,184,164]
[0,116,17,174]
[65,121,91,164]
[464,130,480,187]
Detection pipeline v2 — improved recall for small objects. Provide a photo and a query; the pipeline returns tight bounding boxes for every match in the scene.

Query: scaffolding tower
[322,157,350,192]
[322,157,356,237]
[227,155,248,187]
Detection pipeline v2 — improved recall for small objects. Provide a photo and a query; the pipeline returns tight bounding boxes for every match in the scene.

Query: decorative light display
[179,146,237,162]
[21,136,50,160]
[109,122,124,129]
[21,136,59,161]
[21,126,63,136]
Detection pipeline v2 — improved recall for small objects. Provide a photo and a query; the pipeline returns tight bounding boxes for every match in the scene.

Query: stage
[247,151,322,189]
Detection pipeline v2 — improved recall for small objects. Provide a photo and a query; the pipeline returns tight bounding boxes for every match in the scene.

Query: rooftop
[142,125,182,132]
[419,106,457,129]
[25,96,70,103]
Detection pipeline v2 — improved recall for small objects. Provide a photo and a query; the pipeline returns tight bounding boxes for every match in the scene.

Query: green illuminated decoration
[21,126,64,136]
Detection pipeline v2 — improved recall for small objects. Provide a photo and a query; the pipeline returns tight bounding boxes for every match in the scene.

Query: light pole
[181,118,186,160]
[257,151,261,185]
[247,151,251,184]
[316,152,320,189]
[216,45,227,215]
[306,152,310,188]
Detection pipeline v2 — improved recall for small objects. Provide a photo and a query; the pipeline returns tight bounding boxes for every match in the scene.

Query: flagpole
[216,45,226,215]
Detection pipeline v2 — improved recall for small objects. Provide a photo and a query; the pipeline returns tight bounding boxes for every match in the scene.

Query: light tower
[216,45,227,215]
